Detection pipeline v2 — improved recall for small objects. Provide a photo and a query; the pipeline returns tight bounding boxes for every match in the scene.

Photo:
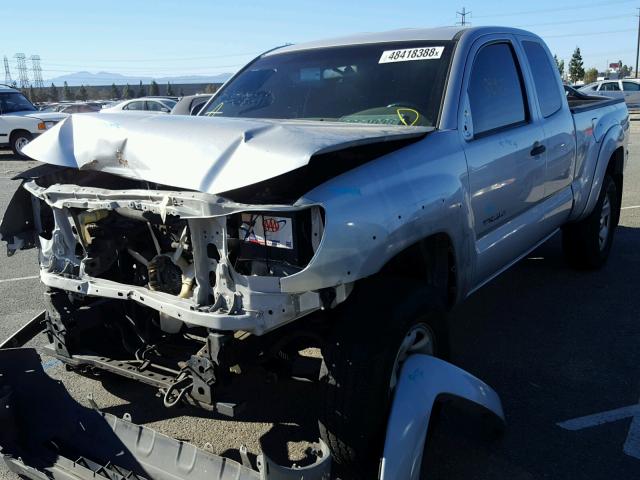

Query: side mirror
[161,107,170,113]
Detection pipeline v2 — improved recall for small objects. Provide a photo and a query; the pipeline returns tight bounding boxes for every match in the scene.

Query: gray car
[579,79,640,106]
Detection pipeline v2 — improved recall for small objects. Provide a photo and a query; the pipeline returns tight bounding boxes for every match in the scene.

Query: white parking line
[0,275,39,284]
[622,205,640,210]
[558,401,640,460]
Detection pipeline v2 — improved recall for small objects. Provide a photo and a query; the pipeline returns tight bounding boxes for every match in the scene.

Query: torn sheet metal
[22,113,431,195]
[380,354,505,480]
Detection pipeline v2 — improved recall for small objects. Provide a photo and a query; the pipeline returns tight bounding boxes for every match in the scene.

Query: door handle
[530,142,546,156]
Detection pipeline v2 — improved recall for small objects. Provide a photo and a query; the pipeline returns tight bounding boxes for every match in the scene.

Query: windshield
[0,92,37,114]
[201,41,454,127]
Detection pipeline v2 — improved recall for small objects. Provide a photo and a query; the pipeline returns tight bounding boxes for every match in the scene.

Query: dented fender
[380,354,505,480]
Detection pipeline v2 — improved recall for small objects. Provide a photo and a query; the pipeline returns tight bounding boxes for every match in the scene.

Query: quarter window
[622,81,640,91]
[468,43,527,136]
[522,41,563,117]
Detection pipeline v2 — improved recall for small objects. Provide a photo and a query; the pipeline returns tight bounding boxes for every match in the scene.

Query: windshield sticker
[379,46,444,63]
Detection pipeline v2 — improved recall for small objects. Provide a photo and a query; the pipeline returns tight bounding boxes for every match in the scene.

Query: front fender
[379,355,505,480]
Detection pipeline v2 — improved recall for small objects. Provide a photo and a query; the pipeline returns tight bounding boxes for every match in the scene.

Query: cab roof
[266,26,540,55]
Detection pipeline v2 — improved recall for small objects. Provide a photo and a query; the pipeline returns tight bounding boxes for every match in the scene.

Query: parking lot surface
[1,122,639,479]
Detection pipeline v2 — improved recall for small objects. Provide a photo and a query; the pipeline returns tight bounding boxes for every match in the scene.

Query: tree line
[24,80,220,103]
[555,47,633,84]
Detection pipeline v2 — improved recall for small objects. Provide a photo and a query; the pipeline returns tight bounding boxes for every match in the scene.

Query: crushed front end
[1,166,338,413]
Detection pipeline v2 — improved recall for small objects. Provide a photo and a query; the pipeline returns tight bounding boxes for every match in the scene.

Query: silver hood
[22,113,431,194]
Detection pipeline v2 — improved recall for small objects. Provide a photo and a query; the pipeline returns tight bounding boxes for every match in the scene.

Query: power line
[516,14,630,29]
[473,0,635,18]
[543,27,636,38]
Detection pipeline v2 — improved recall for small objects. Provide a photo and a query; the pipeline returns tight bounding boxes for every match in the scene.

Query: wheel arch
[378,232,458,308]
[579,125,626,221]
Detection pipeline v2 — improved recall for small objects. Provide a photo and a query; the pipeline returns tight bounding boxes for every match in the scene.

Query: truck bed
[566,90,625,113]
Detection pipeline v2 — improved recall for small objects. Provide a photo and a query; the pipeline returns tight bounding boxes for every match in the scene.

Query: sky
[1,0,638,82]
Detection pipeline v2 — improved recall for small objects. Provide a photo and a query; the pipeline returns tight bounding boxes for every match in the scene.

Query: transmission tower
[30,55,44,89]
[3,56,12,85]
[456,7,471,26]
[14,53,29,89]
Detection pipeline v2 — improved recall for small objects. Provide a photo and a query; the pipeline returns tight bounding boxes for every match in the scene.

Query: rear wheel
[562,174,619,269]
[318,277,449,479]
[10,131,33,159]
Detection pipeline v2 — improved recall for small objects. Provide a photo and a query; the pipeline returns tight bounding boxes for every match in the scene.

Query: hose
[162,374,193,408]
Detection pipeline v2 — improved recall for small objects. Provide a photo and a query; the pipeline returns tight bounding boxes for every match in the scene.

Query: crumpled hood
[22,113,431,194]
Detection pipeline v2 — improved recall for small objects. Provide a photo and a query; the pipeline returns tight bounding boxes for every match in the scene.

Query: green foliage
[167,82,174,96]
[111,83,121,99]
[137,80,146,98]
[204,84,217,94]
[76,85,89,101]
[49,83,59,102]
[62,81,72,101]
[150,80,159,96]
[554,54,565,79]
[584,68,598,84]
[569,47,585,83]
[124,83,135,99]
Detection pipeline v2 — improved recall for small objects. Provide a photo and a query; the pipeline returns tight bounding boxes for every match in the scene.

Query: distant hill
[44,71,234,87]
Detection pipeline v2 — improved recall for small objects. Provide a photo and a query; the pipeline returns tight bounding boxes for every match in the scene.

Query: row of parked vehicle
[577,78,640,107]
[1,86,215,158]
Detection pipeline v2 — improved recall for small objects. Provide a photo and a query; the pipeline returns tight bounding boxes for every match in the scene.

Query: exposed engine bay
[2,166,340,412]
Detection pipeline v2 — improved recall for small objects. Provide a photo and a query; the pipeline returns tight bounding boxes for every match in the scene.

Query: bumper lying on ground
[0,348,332,480]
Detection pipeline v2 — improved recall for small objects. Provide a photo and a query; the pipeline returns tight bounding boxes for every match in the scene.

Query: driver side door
[460,37,547,285]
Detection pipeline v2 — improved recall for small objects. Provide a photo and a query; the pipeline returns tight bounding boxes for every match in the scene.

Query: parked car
[0,85,67,157]
[101,97,177,114]
[579,79,640,106]
[0,26,629,480]
[170,94,213,115]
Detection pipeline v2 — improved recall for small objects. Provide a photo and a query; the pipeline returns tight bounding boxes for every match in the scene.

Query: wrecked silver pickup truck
[0,26,629,480]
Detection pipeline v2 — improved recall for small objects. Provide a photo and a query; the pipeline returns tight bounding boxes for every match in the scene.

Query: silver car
[579,79,640,106]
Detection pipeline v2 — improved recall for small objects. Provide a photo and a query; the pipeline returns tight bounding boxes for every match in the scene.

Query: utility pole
[636,8,640,78]
[456,7,471,26]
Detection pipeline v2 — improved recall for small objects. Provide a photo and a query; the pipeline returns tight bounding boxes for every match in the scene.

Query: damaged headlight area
[0,169,333,412]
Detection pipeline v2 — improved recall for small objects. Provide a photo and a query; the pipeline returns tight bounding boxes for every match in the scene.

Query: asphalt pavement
[0,123,639,479]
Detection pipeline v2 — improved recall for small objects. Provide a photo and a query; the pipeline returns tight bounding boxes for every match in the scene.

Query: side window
[124,101,144,111]
[601,82,620,91]
[522,41,563,117]
[622,81,640,91]
[468,42,527,136]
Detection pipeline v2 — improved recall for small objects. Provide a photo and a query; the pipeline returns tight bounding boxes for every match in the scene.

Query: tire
[562,174,619,269]
[318,277,449,479]
[10,131,33,159]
